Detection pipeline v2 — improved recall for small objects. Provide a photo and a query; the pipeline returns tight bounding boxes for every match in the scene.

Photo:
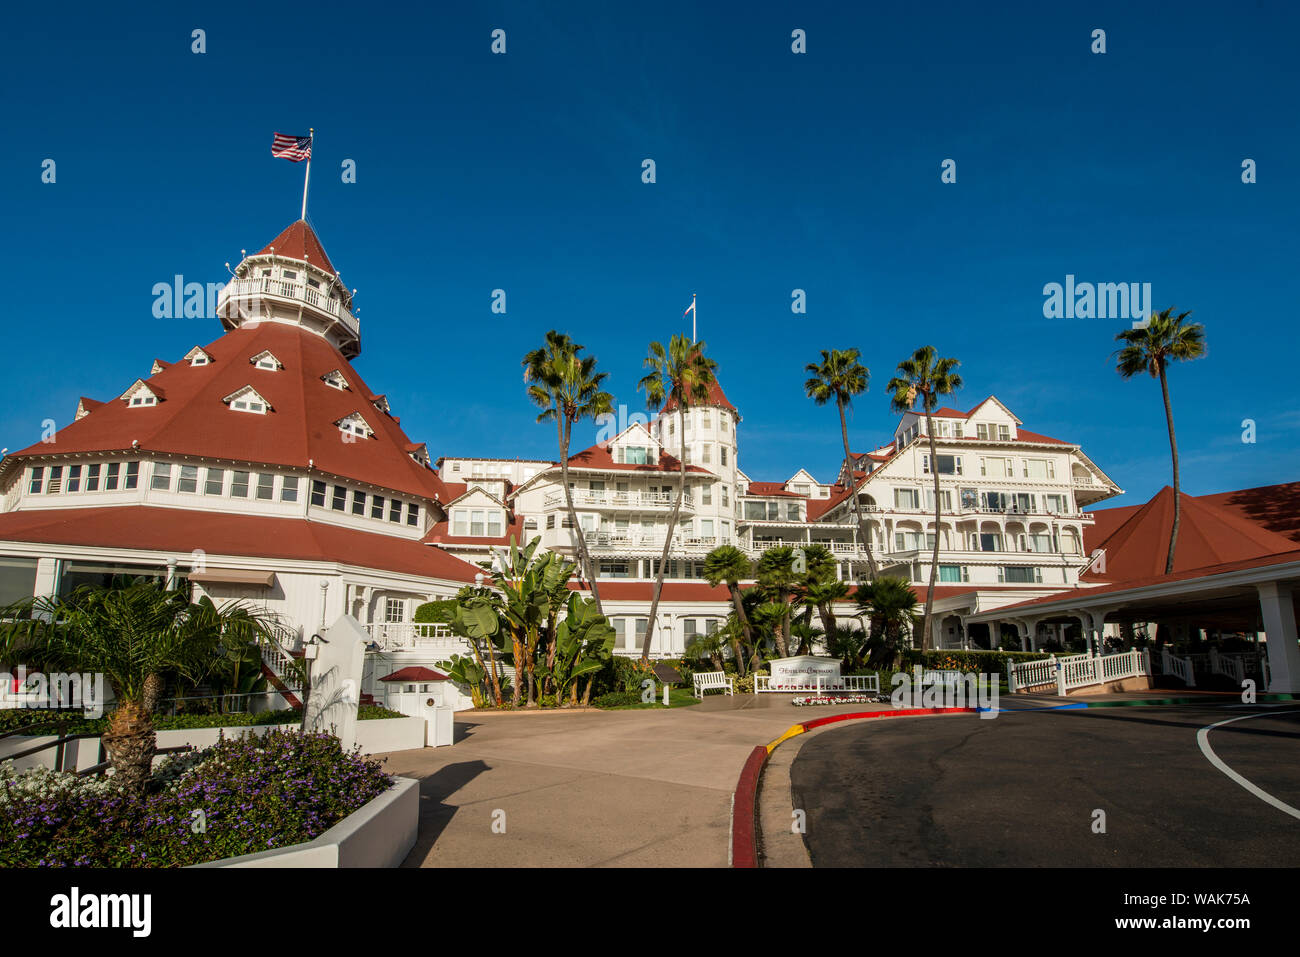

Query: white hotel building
[0,217,1128,700]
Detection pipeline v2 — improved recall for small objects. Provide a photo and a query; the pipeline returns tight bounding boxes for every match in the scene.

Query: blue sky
[3,1,1296,507]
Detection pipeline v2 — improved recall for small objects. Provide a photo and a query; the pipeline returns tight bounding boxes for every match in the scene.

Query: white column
[988,619,1000,650]
[1258,582,1300,693]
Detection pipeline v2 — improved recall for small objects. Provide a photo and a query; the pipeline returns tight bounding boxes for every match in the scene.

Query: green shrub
[591,690,644,709]
[413,599,458,624]
[899,649,1051,675]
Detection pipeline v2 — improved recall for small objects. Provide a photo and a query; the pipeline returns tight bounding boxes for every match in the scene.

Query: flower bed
[0,729,393,867]
[0,704,404,736]
[791,694,889,707]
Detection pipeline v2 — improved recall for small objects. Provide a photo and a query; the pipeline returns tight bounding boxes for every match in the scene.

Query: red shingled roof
[379,666,450,682]
[0,506,483,582]
[256,220,338,275]
[565,443,711,474]
[743,482,802,498]
[9,323,445,501]
[661,374,738,417]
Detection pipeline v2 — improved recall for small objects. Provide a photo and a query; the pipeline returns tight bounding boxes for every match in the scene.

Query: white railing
[543,490,694,511]
[218,277,359,337]
[586,533,723,554]
[753,674,880,694]
[1209,648,1244,684]
[1161,647,1196,687]
[1009,650,1149,695]
[364,621,470,655]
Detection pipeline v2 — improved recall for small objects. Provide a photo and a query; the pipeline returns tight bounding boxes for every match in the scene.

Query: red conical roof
[661,375,738,418]
[257,220,338,275]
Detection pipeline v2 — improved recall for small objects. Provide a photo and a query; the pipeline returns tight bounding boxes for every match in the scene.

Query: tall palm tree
[886,346,963,651]
[702,544,754,676]
[756,546,799,658]
[0,580,281,791]
[637,334,717,664]
[1114,308,1207,574]
[523,331,615,614]
[804,348,880,579]
[856,575,919,669]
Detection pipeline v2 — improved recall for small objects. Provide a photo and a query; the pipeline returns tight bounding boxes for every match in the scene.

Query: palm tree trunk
[728,583,752,677]
[1158,366,1181,575]
[641,405,689,665]
[920,409,942,652]
[102,699,156,793]
[483,636,504,707]
[559,421,603,615]
[839,399,880,579]
[510,636,524,707]
[142,672,164,714]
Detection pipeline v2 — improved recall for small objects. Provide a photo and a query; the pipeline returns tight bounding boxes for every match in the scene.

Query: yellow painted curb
[766,724,805,753]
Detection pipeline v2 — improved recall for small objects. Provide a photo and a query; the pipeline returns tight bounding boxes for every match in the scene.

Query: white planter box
[192,776,420,868]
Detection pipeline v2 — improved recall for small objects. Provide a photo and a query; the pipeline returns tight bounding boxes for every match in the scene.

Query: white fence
[1161,647,1196,688]
[753,674,880,694]
[1008,650,1149,695]
[364,622,470,655]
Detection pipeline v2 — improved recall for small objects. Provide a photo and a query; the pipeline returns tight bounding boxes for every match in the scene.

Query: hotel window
[633,618,648,650]
[924,489,953,511]
[407,503,420,527]
[599,562,631,579]
[453,510,468,535]
[331,486,347,511]
[371,495,386,519]
[384,598,405,623]
[786,503,800,521]
[129,393,157,407]
[281,475,299,503]
[668,420,675,436]
[524,517,538,530]
[720,446,728,467]
[1024,534,1055,553]
[86,464,101,491]
[282,270,297,281]
[256,473,274,500]
[938,564,968,583]
[623,446,649,465]
[67,465,82,493]
[178,465,199,494]
[894,488,920,509]
[352,490,367,516]
[150,463,171,491]
[388,498,401,523]
[721,413,729,432]
[28,467,43,494]
[310,480,327,507]
[924,454,961,475]
[1023,459,1054,480]
[124,462,139,490]
[998,425,1011,441]
[322,370,349,391]
[46,466,63,493]
[230,394,267,414]
[105,463,121,491]
[894,531,935,551]
[999,566,1042,584]
[701,412,711,429]
[613,618,627,648]
[702,485,712,505]
[231,471,250,498]
[954,423,964,438]
[1044,494,1067,514]
[545,514,555,530]
[976,533,1003,552]
[976,423,989,440]
[722,486,729,507]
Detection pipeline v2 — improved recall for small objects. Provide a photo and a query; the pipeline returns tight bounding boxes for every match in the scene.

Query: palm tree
[1114,308,1207,573]
[0,579,281,791]
[856,576,918,670]
[886,346,963,651]
[756,546,799,658]
[637,334,717,664]
[523,331,615,614]
[804,349,880,578]
[702,544,754,676]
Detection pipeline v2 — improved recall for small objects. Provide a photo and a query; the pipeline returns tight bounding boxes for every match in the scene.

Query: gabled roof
[379,666,450,683]
[564,442,711,475]
[8,323,444,501]
[256,220,338,275]
[75,398,102,421]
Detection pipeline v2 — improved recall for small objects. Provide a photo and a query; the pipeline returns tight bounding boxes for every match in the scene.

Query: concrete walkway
[377,694,885,867]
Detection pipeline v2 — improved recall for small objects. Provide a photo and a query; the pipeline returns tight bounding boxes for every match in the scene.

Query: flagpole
[692,293,697,342]
[300,128,314,220]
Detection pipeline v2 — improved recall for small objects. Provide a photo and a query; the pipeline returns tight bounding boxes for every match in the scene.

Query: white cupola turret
[216,220,361,358]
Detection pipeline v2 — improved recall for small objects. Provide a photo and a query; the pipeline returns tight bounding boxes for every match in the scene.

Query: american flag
[271,132,312,162]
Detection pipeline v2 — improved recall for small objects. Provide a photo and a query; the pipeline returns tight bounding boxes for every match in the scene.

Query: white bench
[693,671,734,698]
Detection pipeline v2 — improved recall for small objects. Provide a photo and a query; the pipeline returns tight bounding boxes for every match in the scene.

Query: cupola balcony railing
[219,277,360,338]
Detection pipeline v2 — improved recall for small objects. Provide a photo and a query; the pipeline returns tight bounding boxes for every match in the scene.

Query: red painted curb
[730,707,976,868]
[731,745,768,868]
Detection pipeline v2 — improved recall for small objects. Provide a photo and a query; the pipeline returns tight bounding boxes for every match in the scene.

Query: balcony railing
[585,532,723,554]
[218,277,360,338]
[544,490,694,512]
[363,621,469,655]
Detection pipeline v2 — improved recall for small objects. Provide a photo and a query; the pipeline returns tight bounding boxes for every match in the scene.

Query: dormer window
[184,346,214,367]
[371,395,391,414]
[250,350,282,371]
[336,412,374,439]
[150,360,169,376]
[282,269,298,281]
[222,385,271,415]
[321,369,350,391]
[120,380,162,408]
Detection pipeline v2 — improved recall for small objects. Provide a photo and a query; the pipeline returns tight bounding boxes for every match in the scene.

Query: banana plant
[541,593,616,705]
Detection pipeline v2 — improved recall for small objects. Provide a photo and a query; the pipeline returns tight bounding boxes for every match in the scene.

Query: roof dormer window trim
[250,350,283,371]
[120,380,162,408]
[321,369,350,391]
[336,412,375,439]
[184,346,215,367]
[222,385,272,415]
